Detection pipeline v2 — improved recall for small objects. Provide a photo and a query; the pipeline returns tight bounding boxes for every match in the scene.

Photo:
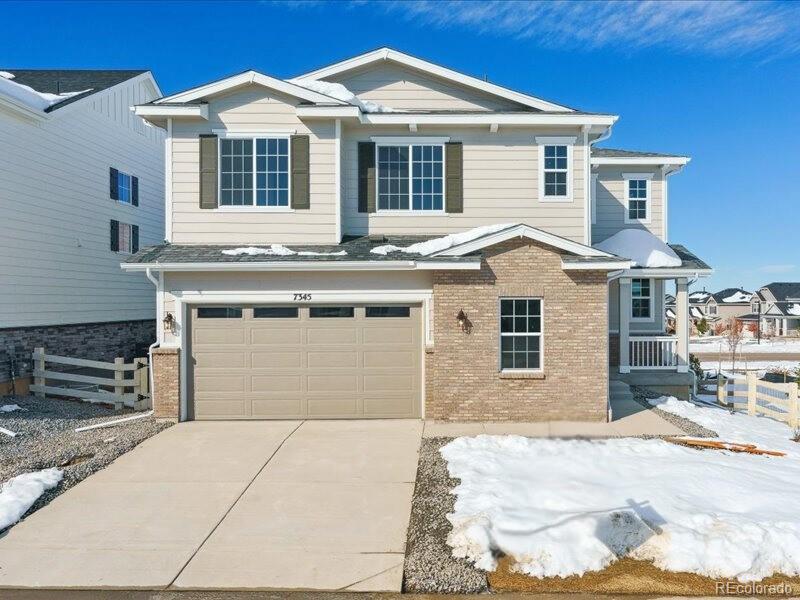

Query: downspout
[145,267,162,406]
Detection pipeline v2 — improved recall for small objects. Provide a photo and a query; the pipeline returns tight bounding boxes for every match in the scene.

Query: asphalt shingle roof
[711,287,753,303]
[1,69,147,111]
[760,282,800,302]
[593,147,685,158]
[666,245,712,272]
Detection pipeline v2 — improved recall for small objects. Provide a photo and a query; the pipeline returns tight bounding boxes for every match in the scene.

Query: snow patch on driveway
[441,398,800,581]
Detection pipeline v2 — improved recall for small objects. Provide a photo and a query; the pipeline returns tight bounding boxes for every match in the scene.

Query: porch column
[676,278,689,372]
[619,278,631,373]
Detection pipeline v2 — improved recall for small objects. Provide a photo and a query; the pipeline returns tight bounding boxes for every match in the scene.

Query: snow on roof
[690,307,705,319]
[290,78,396,113]
[371,223,517,256]
[788,303,800,316]
[221,245,347,257]
[593,228,681,268]
[689,291,711,301]
[0,73,91,112]
[722,290,753,303]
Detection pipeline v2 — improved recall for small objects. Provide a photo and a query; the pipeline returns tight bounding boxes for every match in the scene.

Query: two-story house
[748,283,800,337]
[127,48,711,422]
[0,69,164,393]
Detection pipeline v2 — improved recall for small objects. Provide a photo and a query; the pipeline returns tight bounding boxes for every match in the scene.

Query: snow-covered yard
[691,336,800,354]
[442,397,800,582]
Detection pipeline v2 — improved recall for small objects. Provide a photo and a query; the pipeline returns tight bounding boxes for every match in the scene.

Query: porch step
[609,381,634,402]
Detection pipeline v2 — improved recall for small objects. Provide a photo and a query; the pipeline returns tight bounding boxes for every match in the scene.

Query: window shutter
[131,225,139,254]
[109,167,119,200]
[132,176,139,207]
[110,219,119,252]
[358,141,376,213]
[445,142,463,213]
[199,135,218,209]
[290,134,310,210]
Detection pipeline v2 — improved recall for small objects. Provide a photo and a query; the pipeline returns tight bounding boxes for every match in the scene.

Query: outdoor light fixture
[162,312,175,332]
[457,309,468,332]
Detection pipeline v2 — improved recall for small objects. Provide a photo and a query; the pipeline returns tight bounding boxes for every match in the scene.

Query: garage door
[189,304,422,420]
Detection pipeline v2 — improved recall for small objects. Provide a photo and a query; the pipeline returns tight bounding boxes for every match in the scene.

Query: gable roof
[712,288,753,304]
[0,69,152,112]
[689,290,712,303]
[295,47,575,113]
[153,69,349,106]
[760,282,800,302]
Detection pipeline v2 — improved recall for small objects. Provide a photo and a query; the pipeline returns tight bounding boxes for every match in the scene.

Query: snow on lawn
[221,245,346,257]
[700,361,798,379]
[691,337,800,354]
[441,398,800,581]
[593,228,681,268]
[371,223,517,256]
[0,468,62,530]
[0,404,26,412]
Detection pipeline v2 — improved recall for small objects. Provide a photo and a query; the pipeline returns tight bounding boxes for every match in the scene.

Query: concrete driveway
[0,419,423,591]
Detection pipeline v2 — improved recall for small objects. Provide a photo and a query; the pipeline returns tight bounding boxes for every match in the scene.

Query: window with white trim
[500,298,542,370]
[543,145,568,198]
[623,173,653,222]
[708,304,717,315]
[631,278,652,320]
[377,144,443,211]
[219,137,289,207]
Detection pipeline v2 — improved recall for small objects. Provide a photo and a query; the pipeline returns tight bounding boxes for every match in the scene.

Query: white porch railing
[629,336,678,370]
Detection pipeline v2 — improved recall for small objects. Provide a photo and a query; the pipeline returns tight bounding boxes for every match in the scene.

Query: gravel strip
[630,386,718,438]
[403,437,488,594]
[0,394,171,525]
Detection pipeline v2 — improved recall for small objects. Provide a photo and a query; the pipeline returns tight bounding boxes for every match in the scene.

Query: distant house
[688,289,718,329]
[742,283,800,337]
[0,69,165,392]
[711,288,754,322]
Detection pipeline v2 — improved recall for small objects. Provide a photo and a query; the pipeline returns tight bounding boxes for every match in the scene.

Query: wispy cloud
[372,0,800,57]
[759,264,796,274]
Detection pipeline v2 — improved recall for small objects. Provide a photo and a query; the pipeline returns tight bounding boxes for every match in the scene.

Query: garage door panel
[307,351,358,368]
[251,351,303,368]
[194,328,246,345]
[191,305,421,420]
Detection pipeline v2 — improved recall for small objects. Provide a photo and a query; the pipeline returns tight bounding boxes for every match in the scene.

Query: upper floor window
[219,137,289,207]
[631,278,652,320]
[708,304,718,315]
[109,167,138,206]
[376,143,444,211]
[536,136,574,202]
[624,173,653,223]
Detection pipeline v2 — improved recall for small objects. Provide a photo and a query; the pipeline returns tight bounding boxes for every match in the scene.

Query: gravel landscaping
[0,394,171,527]
[631,386,718,438]
[403,437,488,594]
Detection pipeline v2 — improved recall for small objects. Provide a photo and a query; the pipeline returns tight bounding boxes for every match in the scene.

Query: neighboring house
[711,287,753,323]
[0,69,165,391]
[687,289,718,330]
[743,283,800,337]
[127,47,711,423]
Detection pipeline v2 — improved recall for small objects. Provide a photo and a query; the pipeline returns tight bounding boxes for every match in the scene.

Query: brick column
[151,347,180,420]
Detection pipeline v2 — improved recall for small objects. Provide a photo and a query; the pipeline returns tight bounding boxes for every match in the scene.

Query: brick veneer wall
[428,238,608,422]
[151,347,180,420]
[0,320,155,383]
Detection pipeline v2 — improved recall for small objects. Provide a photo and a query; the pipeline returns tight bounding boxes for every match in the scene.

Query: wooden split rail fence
[30,347,150,410]
[717,372,799,429]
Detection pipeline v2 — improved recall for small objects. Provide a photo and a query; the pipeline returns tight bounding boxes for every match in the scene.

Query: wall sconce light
[162,312,175,332]
[456,309,471,333]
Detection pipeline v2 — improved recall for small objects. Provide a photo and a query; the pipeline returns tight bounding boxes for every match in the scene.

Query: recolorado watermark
[716,581,795,596]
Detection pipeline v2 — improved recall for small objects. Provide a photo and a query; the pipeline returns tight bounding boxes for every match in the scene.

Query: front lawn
[437,397,800,591]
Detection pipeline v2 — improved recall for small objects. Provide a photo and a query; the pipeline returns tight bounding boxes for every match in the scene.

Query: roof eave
[592,156,690,166]
[121,260,481,272]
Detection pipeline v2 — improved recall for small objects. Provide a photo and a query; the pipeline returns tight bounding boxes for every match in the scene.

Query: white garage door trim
[173,291,433,421]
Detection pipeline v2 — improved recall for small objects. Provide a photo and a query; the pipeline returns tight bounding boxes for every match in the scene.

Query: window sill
[374,210,447,216]
[215,206,295,213]
[539,197,573,203]
[624,219,652,225]
[499,370,545,380]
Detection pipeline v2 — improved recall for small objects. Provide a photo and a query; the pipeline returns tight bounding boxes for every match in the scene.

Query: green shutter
[199,135,218,209]
[358,142,376,213]
[445,142,463,213]
[290,134,310,210]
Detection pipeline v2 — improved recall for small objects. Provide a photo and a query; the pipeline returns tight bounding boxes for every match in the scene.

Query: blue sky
[2,0,798,293]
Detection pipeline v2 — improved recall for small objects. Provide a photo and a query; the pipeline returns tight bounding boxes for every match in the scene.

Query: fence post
[135,357,150,409]
[717,375,727,406]
[747,371,758,416]
[114,357,124,407]
[788,383,799,430]
[33,347,45,399]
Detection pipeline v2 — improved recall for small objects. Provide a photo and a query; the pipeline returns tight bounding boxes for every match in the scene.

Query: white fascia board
[433,224,613,258]
[296,47,574,112]
[371,135,450,144]
[592,156,690,166]
[135,104,209,119]
[361,112,617,127]
[121,260,481,272]
[296,105,360,118]
[154,71,348,106]
[561,260,633,271]
[621,268,714,278]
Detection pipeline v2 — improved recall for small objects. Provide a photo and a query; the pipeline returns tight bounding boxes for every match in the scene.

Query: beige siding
[341,124,588,242]
[609,278,666,333]
[0,76,164,327]
[170,86,337,245]
[593,166,664,244]
[325,63,526,112]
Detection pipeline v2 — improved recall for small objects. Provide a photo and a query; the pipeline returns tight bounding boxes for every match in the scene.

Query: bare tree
[725,317,745,373]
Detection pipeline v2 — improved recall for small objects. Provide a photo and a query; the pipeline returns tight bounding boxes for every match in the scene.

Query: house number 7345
[293,293,312,301]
